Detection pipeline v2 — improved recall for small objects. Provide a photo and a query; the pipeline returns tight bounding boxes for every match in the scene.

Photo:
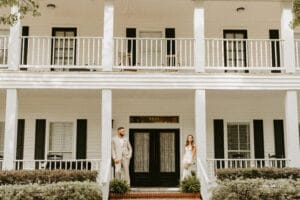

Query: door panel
[129,129,179,187]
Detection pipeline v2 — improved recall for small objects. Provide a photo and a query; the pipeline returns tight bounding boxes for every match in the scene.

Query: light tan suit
[112,136,132,184]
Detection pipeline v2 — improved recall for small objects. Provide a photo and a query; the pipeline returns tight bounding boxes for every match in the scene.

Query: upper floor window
[227,122,250,159]
[49,122,73,159]
[52,28,77,66]
[0,29,9,65]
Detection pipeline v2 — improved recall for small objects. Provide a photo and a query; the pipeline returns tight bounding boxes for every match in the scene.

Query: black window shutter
[126,28,136,66]
[20,26,29,66]
[165,28,175,66]
[16,119,25,160]
[76,119,87,159]
[34,119,46,160]
[214,119,225,168]
[269,30,281,72]
[273,120,285,158]
[253,120,265,159]
[214,119,224,159]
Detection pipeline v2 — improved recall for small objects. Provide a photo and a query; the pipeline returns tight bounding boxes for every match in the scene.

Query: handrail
[198,159,210,183]
[102,159,111,184]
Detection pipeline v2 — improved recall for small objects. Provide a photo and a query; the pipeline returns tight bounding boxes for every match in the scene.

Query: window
[0,30,9,65]
[227,123,250,159]
[0,122,4,158]
[52,28,77,65]
[49,122,73,159]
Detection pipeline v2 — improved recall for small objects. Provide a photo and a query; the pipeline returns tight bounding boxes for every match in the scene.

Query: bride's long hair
[185,135,194,147]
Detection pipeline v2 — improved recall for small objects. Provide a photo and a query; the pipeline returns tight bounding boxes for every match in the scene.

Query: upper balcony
[0,0,298,74]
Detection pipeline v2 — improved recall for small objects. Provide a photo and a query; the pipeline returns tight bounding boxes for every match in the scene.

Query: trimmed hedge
[180,175,201,193]
[0,181,102,200]
[0,170,98,185]
[216,168,300,180]
[212,178,300,200]
[110,179,130,194]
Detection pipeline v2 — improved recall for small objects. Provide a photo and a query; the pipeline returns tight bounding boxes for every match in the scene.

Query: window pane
[160,132,175,172]
[228,124,238,150]
[227,123,250,159]
[134,133,149,172]
[49,122,73,159]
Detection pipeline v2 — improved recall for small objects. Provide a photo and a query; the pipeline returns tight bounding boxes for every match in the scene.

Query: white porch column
[102,0,114,71]
[195,90,211,200]
[281,2,296,73]
[194,0,205,73]
[285,91,300,167]
[7,6,21,70]
[101,89,112,200]
[3,89,18,170]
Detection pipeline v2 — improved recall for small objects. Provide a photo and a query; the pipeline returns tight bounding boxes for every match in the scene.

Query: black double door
[129,129,180,187]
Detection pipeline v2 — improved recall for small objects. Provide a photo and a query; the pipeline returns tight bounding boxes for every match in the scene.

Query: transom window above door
[49,122,73,159]
[227,122,250,159]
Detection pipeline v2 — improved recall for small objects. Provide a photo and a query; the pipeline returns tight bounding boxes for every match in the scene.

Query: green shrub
[180,175,201,193]
[216,168,300,180]
[212,178,300,200]
[0,181,102,200]
[109,179,130,194]
[0,170,98,185]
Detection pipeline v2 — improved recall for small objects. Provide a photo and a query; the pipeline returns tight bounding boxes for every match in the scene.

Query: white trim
[2,72,300,90]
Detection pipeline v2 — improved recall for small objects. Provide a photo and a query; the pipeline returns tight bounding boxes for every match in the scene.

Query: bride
[182,135,196,180]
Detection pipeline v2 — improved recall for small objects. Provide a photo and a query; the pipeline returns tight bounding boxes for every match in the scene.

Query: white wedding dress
[182,145,193,180]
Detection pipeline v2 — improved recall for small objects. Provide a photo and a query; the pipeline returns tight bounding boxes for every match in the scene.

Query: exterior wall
[206,91,285,159]
[3,90,102,160]
[0,0,282,39]
[21,0,104,36]
[205,1,281,38]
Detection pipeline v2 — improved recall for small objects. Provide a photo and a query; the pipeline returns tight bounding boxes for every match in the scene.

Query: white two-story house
[1,0,300,199]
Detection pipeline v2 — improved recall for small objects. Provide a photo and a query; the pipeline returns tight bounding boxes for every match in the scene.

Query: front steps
[109,188,201,199]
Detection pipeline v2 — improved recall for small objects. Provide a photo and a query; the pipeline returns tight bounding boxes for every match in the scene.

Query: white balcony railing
[20,36,103,70]
[114,37,194,70]
[207,158,290,179]
[14,159,101,171]
[205,39,284,72]
[0,36,8,68]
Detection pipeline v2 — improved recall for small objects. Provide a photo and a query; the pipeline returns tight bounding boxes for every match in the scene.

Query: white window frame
[46,120,76,160]
[224,120,254,159]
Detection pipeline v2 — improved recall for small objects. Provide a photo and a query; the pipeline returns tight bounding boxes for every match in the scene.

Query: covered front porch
[0,89,298,174]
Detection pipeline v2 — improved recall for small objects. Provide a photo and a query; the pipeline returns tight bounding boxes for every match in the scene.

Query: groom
[112,127,132,185]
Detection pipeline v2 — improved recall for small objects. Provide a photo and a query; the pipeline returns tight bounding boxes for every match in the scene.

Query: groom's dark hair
[117,127,125,131]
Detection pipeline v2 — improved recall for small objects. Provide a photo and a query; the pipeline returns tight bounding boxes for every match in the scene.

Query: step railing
[14,159,101,171]
[207,158,290,179]
[0,36,8,68]
[114,37,194,70]
[205,38,284,72]
[20,36,103,70]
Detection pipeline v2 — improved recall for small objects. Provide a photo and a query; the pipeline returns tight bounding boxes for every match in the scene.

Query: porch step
[109,188,201,199]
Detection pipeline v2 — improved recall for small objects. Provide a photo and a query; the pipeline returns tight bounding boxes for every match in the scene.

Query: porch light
[236,7,245,12]
[46,3,56,9]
